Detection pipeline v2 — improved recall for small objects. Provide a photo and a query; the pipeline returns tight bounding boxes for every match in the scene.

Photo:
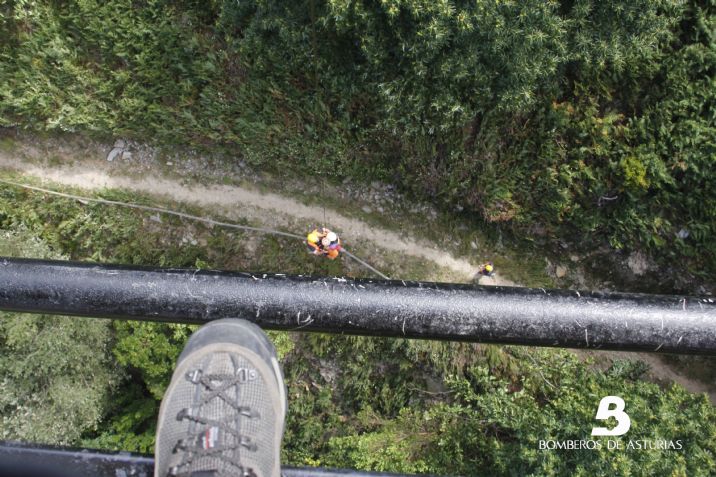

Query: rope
[0,178,390,280]
[341,249,390,280]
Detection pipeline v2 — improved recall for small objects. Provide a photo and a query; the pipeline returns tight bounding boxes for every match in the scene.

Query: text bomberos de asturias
[539,439,683,451]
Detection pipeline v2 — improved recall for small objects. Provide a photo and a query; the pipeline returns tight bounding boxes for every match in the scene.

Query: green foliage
[112,322,196,400]
[526,0,716,273]
[0,228,118,445]
[0,0,221,136]
[81,383,158,454]
[326,407,434,474]
[324,352,716,476]
[267,331,296,360]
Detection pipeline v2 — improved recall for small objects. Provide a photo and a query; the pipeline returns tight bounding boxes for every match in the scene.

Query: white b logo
[591,396,631,436]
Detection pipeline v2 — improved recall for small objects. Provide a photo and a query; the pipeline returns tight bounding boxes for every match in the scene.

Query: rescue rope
[0,178,391,280]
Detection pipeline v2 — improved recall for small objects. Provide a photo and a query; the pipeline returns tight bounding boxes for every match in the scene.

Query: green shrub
[0,227,119,445]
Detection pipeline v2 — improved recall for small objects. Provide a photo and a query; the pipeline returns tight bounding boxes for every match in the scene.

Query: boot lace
[169,369,261,477]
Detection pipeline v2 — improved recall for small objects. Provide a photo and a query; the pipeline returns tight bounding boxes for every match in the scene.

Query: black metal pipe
[0,441,425,477]
[1,257,715,355]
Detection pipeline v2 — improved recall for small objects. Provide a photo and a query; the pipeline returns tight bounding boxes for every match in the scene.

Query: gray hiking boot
[155,319,287,477]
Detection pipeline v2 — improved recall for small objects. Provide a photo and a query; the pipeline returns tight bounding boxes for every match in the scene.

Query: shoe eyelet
[186,369,202,383]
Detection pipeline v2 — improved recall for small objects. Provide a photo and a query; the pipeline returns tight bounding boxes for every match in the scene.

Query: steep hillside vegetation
[1,0,714,281]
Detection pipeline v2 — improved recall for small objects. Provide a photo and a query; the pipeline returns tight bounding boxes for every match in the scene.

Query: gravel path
[0,152,515,286]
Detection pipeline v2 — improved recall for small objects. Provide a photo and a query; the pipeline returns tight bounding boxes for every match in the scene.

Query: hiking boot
[155,319,287,477]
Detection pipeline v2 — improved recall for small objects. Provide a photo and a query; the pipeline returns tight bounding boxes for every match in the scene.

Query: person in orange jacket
[306,228,342,259]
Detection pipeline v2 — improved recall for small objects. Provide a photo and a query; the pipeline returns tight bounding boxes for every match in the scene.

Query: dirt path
[0,152,516,286]
[575,350,715,404]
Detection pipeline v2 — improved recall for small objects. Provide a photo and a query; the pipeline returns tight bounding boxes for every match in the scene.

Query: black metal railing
[1,257,715,354]
[0,441,425,477]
